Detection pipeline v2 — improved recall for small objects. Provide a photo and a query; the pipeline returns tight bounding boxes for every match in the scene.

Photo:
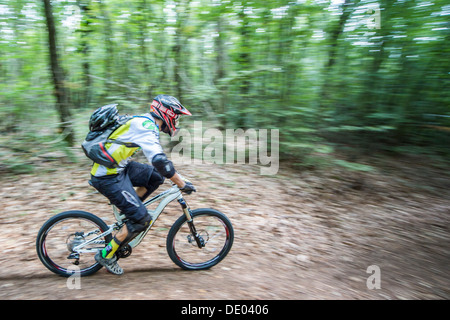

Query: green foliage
[0,0,448,173]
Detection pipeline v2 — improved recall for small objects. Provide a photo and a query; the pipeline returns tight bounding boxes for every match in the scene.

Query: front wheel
[36,211,112,277]
[166,208,234,270]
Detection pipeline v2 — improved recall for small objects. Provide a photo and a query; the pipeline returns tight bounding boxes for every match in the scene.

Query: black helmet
[89,104,119,131]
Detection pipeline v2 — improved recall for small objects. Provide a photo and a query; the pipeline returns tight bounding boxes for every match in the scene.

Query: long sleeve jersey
[90,113,163,177]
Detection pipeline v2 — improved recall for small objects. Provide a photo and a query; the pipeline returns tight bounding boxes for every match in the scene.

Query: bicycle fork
[178,198,205,248]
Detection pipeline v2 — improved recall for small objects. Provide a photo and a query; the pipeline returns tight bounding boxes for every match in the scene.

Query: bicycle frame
[125,185,186,248]
[72,184,191,253]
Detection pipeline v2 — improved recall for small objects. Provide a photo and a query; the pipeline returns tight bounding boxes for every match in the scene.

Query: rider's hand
[180,181,196,194]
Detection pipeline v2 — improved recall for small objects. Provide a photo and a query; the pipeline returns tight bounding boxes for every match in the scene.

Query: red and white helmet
[150,95,191,136]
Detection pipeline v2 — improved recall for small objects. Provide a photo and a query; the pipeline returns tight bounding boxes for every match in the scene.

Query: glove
[180,181,196,194]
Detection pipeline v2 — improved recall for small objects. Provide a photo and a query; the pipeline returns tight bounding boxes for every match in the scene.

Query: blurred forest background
[0,0,448,173]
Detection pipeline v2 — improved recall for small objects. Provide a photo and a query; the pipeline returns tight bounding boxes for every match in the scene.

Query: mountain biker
[90,94,196,275]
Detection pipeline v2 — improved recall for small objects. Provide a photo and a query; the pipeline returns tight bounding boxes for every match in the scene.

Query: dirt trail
[0,155,449,300]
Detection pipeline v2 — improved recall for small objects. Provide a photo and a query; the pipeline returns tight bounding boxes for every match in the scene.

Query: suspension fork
[178,198,205,248]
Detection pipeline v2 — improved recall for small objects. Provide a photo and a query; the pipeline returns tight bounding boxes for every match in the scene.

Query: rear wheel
[36,211,112,277]
[166,208,234,270]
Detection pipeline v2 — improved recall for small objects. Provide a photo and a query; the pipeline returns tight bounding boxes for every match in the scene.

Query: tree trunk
[325,0,360,70]
[98,0,114,90]
[77,0,92,106]
[139,0,153,100]
[319,0,360,116]
[214,13,227,128]
[236,2,251,128]
[172,0,191,103]
[42,0,74,146]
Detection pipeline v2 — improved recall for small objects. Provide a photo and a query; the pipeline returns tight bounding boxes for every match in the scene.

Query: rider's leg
[136,186,148,200]
[126,161,165,201]
[103,195,151,258]
[101,235,122,259]
[91,162,164,272]
[94,206,150,275]
[113,162,164,247]
[90,169,152,269]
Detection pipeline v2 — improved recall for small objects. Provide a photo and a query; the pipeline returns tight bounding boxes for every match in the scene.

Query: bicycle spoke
[170,213,232,269]
[42,218,105,273]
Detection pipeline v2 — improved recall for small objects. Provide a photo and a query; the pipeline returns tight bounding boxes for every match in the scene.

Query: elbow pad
[152,153,176,178]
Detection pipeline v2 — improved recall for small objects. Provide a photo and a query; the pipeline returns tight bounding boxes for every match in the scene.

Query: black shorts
[90,162,165,228]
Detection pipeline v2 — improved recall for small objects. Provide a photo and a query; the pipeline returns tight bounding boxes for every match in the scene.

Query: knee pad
[122,213,151,245]
[125,212,152,240]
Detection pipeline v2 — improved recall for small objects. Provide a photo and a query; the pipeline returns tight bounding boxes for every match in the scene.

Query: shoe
[95,251,124,275]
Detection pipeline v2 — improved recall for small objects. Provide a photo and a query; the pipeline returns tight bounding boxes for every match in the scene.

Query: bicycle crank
[116,244,132,259]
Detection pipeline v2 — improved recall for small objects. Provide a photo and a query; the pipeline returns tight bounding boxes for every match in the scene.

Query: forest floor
[0,152,449,300]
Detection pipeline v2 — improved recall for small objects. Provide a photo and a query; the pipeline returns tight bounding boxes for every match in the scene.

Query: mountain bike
[36,183,234,277]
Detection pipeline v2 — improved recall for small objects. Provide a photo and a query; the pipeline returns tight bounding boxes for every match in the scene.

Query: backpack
[81,104,134,168]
